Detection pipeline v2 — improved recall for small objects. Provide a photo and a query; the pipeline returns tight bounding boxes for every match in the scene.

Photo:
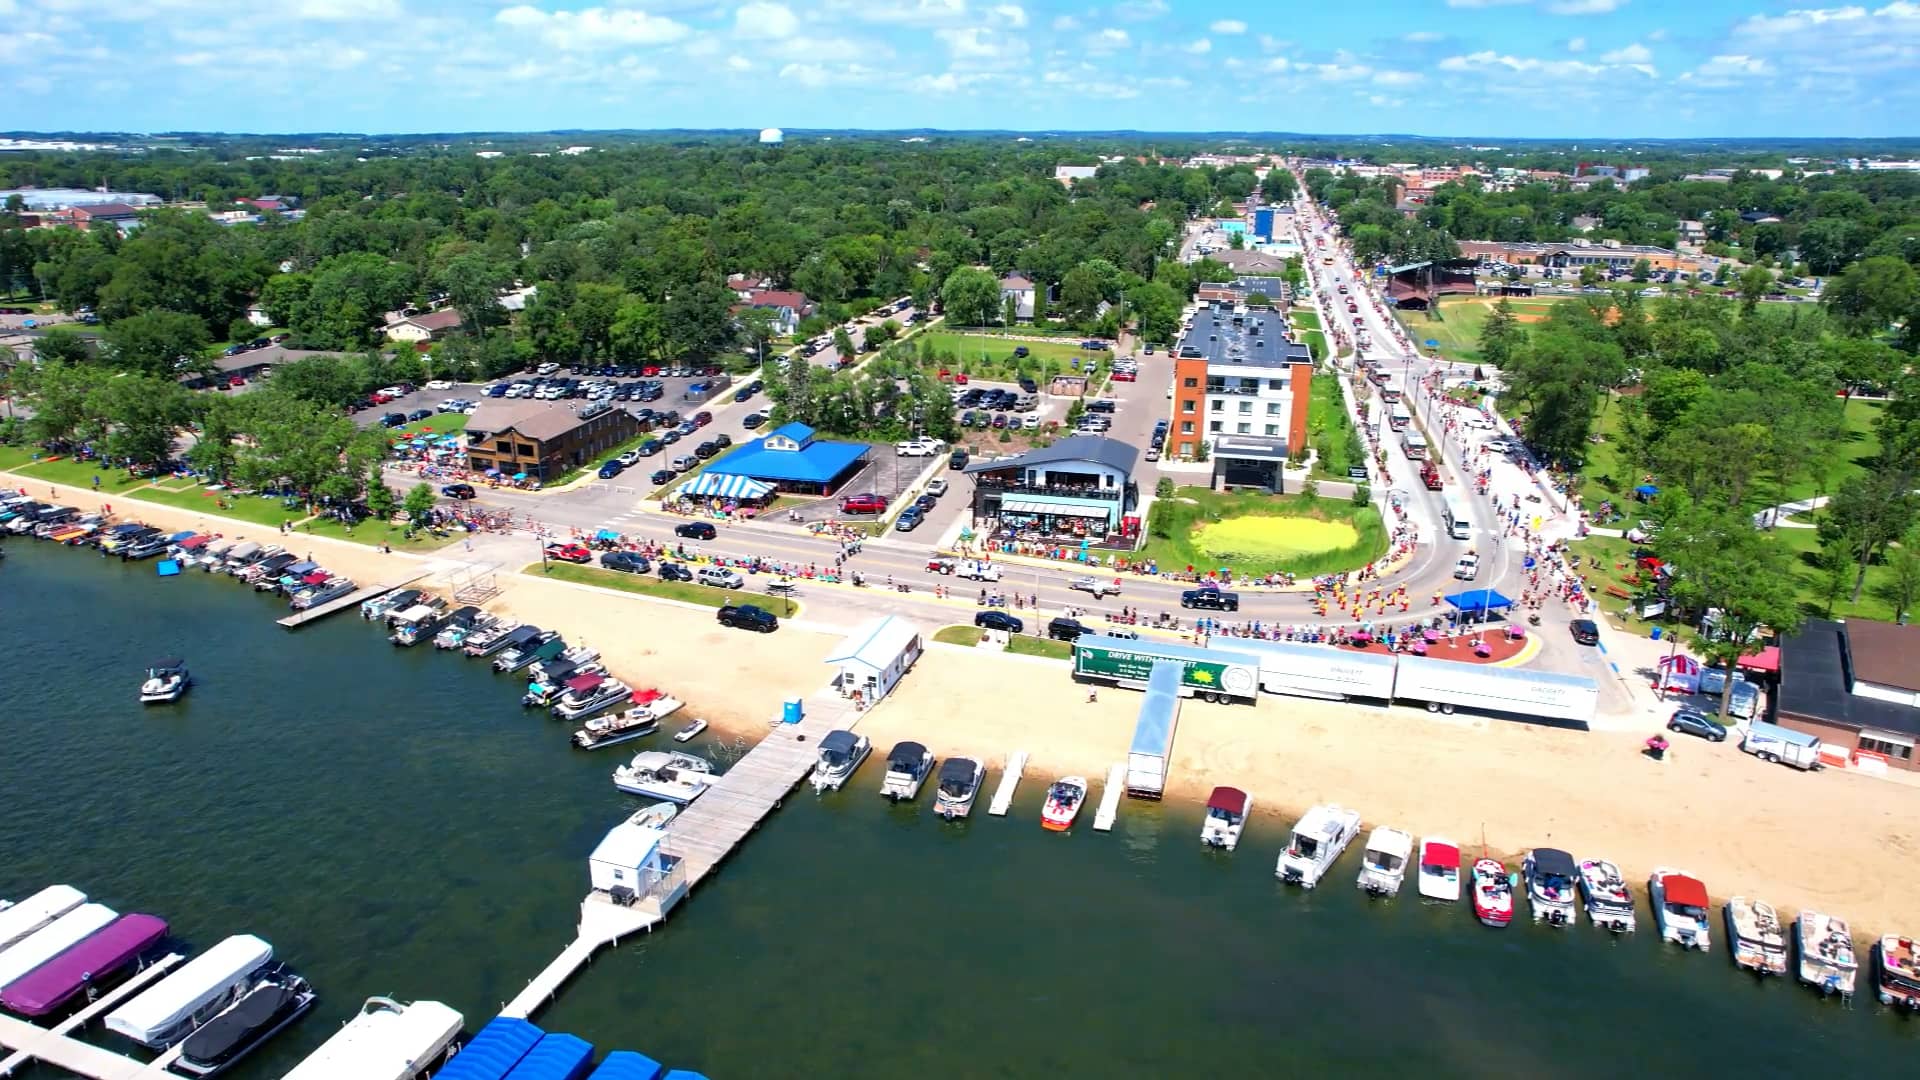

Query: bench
[1604,585,1634,601]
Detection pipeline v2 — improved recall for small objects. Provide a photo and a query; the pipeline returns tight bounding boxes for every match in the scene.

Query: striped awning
[676,472,775,500]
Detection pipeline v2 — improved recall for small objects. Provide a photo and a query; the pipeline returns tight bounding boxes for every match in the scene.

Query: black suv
[1047,617,1089,642]
[600,550,651,574]
[1180,589,1240,612]
[974,611,1024,633]
[674,521,717,540]
[718,603,779,632]
[949,449,970,470]
[659,562,694,582]
[1569,618,1600,646]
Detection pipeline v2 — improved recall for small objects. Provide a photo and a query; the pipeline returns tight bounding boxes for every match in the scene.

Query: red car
[693,411,713,427]
[370,392,393,404]
[954,373,969,384]
[642,365,660,376]
[840,493,888,515]
[545,543,592,564]
[1110,370,1136,382]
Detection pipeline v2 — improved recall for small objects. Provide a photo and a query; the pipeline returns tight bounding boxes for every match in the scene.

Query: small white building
[587,819,670,898]
[825,615,923,705]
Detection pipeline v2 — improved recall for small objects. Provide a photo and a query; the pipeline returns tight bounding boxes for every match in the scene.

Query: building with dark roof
[702,422,871,496]
[1169,305,1313,484]
[964,435,1140,544]
[464,399,640,480]
[1775,618,1920,769]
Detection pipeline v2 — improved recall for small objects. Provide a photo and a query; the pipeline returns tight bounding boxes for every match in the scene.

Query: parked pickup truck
[895,437,943,457]
[717,603,779,633]
[1453,554,1479,581]
[1068,575,1121,598]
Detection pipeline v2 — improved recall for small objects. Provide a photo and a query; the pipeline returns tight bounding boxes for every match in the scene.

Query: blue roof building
[701,422,871,495]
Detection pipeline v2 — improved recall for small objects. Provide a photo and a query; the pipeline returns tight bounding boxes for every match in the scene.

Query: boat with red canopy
[1200,786,1252,851]
[1417,838,1460,901]
[1650,869,1711,951]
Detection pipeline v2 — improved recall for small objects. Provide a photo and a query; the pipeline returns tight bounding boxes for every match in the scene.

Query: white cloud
[291,0,397,19]
[1263,56,1291,72]
[1545,0,1629,12]
[1402,30,1446,43]
[1679,53,1775,86]
[1305,62,1373,82]
[1729,1,1920,77]
[1445,0,1529,7]
[1114,0,1169,19]
[1600,42,1651,63]
[1646,27,1667,41]
[726,54,754,70]
[1257,33,1289,52]
[911,70,991,93]
[1184,38,1211,54]
[734,2,799,40]
[1438,50,1606,77]
[322,46,369,70]
[0,0,17,16]
[1210,18,1247,34]
[495,6,692,51]
[840,0,968,25]
[989,3,1027,28]
[1091,27,1130,50]
[1566,36,1587,51]
[1051,14,1079,30]
[936,26,1027,62]
[1372,69,1424,86]
[174,51,217,66]
[777,61,882,87]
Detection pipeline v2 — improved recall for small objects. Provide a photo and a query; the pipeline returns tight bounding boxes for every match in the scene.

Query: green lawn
[933,625,985,646]
[12,457,152,493]
[1005,635,1072,660]
[533,561,800,617]
[1140,486,1387,578]
[301,514,454,552]
[131,485,309,529]
[0,444,39,473]
[915,331,1110,384]
[394,413,469,438]
[1290,309,1322,331]
[1396,295,1575,363]
[1307,372,1364,481]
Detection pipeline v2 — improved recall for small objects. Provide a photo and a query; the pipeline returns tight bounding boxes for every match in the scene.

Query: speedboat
[1578,858,1636,934]
[879,741,933,801]
[361,588,419,621]
[1040,775,1088,832]
[465,621,534,658]
[1356,826,1413,898]
[1649,868,1711,951]
[1275,804,1362,888]
[612,750,714,804]
[552,676,631,721]
[289,577,354,610]
[1523,849,1578,926]
[673,718,708,742]
[168,968,316,1077]
[1200,786,1252,851]
[1416,838,1461,902]
[811,729,871,793]
[433,608,490,649]
[1873,933,1920,1009]
[139,658,190,704]
[573,705,669,751]
[1471,858,1514,928]
[934,758,984,820]
[1796,911,1858,997]
[1726,897,1787,976]
[626,803,677,831]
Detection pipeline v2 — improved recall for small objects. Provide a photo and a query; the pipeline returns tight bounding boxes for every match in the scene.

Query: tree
[32,326,90,366]
[1260,169,1297,203]
[939,267,999,327]
[1736,264,1773,314]
[1630,258,1652,283]
[19,361,109,446]
[660,279,739,360]
[93,374,193,470]
[1059,265,1105,323]
[1876,533,1920,623]
[403,482,437,524]
[1478,297,1522,369]
[1823,255,1917,336]
[1578,264,1604,289]
[1124,281,1183,344]
[102,309,212,378]
[1501,327,1625,464]
[366,466,399,522]
[438,253,510,339]
[188,395,243,482]
[832,326,854,361]
[1002,292,1020,327]
[1654,499,1805,723]
[1820,472,1920,602]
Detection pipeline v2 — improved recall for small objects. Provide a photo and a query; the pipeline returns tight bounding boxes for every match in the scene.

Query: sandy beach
[21,473,1920,941]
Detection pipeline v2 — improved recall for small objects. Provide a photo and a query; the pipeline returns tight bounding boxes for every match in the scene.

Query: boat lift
[987,750,1027,816]
[1092,763,1125,832]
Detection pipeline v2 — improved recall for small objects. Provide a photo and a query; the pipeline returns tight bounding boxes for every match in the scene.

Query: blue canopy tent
[1445,588,1514,623]
[1634,483,1659,501]
[675,472,775,501]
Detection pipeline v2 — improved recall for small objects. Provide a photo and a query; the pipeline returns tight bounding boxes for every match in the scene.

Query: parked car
[696,566,744,589]
[440,483,477,500]
[841,493,888,514]
[896,437,943,457]
[636,440,664,457]
[926,478,949,497]
[1569,619,1600,646]
[914,493,938,511]
[974,610,1025,634]
[545,543,592,564]
[674,522,717,540]
[949,449,970,470]
[894,507,923,532]
[718,603,779,632]
[1180,589,1240,612]
[648,468,676,485]
[694,441,719,460]
[600,551,651,574]
[1047,617,1089,642]
[743,411,769,429]
[597,460,626,479]
[1667,709,1728,742]
[379,412,407,427]
[659,562,694,582]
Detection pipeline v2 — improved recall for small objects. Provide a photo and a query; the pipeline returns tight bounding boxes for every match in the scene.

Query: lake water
[0,540,1913,1078]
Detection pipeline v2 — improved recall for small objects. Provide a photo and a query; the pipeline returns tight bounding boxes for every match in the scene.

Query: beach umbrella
[513,472,527,481]
[1424,339,1439,348]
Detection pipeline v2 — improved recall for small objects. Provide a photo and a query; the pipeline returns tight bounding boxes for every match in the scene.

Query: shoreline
[14,471,1920,945]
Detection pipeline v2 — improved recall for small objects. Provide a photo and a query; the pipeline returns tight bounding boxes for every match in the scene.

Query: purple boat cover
[0,913,168,1017]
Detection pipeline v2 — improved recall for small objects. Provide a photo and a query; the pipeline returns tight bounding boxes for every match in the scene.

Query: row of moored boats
[0,883,313,1076]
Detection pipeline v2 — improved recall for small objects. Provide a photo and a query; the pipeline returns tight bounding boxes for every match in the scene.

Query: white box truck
[1741,720,1821,770]
[1392,656,1599,723]
[1238,640,1397,702]
[1072,635,1261,704]
[1125,662,1182,799]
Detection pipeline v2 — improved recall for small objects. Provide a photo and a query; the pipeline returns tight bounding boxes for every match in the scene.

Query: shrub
[1155,476,1175,498]
[1352,483,1371,506]
[997,428,1012,443]
[1301,477,1319,501]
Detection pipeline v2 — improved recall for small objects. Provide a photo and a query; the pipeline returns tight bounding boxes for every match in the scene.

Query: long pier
[1092,763,1125,832]
[501,686,862,1020]
[277,573,426,629]
[988,750,1028,816]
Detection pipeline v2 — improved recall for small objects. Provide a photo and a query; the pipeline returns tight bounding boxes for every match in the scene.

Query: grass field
[932,625,984,646]
[394,413,469,438]
[1306,373,1363,481]
[12,457,152,493]
[1141,486,1386,577]
[132,485,308,529]
[1006,635,1072,659]
[915,331,1110,384]
[1395,296,1576,362]
[532,562,800,617]
[1291,309,1322,331]
[302,515,452,552]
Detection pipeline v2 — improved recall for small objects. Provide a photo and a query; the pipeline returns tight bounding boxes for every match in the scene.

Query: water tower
[758,128,784,146]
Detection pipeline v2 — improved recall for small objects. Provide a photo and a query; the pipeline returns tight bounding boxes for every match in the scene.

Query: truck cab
[1453,554,1479,581]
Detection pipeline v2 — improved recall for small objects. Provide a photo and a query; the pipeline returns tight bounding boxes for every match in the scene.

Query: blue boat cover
[156,560,181,576]
[434,1017,543,1080]
[502,1033,595,1080]
[588,1052,664,1080]
[661,1071,710,1080]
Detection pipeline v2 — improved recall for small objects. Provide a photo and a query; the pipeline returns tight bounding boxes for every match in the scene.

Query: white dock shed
[825,615,924,705]
[588,819,671,898]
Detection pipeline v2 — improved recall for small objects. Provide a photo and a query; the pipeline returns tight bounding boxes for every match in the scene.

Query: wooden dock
[499,896,660,1020]
[662,689,860,888]
[277,573,426,629]
[988,750,1028,816]
[1092,763,1125,832]
[0,945,181,1068]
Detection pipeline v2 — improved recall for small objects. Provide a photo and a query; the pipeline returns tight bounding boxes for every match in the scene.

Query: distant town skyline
[3,1,1916,138]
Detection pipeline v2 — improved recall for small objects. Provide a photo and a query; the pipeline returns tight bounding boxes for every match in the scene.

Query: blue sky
[4,0,1917,137]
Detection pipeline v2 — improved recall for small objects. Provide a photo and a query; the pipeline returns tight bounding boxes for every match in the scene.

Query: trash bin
[1650,627,1663,641]
[781,698,804,724]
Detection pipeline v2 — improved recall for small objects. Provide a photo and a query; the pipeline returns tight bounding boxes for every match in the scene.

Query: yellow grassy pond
[1189,516,1361,563]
